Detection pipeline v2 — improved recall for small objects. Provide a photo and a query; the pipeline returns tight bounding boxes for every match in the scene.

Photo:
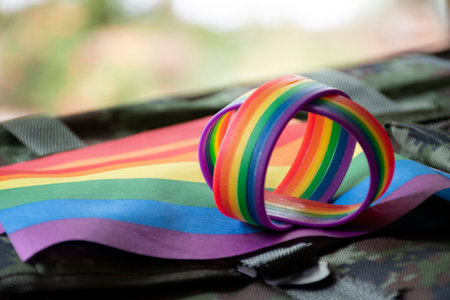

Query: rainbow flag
[0,117,449,261]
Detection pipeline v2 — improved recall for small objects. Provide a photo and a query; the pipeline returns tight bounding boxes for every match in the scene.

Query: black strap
[238,243,330,286]
[2,115,85,157]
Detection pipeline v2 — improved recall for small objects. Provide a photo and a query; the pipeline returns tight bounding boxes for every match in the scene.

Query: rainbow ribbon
[199,75,395,230]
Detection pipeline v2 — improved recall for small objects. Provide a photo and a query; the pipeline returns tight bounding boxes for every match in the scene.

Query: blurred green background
[0,0,449,120]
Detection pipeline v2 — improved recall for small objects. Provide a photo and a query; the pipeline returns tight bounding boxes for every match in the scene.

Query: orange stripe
[216,112,232,150]
[275,114,316,192]
[269,138,303,166]
[0,150,198,181]
[40,138,199,171]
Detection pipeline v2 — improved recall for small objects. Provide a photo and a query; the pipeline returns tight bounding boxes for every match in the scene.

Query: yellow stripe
[40,138,199,171]
[213,116,225,154]
[0,162,291,191]
[353,143,362,158]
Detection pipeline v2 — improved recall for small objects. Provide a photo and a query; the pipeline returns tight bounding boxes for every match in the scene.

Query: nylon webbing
[239,243,316,276]
[2,115,85,156]
[237,243,332,286]
[306,69,401,116]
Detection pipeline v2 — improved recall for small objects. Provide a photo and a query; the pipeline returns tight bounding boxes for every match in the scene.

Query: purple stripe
[8,174,449,261]
[0,222,4,235]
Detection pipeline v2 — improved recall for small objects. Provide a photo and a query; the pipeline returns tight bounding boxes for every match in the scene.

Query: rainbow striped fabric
[0,116,449,261]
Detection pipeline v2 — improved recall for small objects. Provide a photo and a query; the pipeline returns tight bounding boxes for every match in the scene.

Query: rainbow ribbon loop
[198,75,395,230]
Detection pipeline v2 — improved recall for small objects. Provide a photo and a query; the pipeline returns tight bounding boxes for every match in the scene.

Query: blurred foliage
[0,1,448,116]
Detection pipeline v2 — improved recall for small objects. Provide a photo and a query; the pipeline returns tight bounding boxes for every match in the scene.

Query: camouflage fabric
[0,235,293,300]
[323,237,450,300]
[0,51,450,299]
[386,121,450,173]
[319,195,450,300]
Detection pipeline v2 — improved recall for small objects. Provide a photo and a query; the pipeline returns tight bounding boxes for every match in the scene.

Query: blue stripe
[309,127,349,200]
[0,198,262,234]
[333,159,450,205]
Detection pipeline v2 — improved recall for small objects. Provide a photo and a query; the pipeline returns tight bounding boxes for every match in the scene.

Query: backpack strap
[2,115,85,157]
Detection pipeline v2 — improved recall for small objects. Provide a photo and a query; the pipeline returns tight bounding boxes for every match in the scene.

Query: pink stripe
[8,174,449,261]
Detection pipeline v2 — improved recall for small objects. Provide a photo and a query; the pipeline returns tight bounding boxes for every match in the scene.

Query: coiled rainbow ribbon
[198,75,395,231]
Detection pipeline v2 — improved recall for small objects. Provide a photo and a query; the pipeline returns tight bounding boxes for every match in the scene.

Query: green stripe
[0,178,215,210]
[300,121,340,199]
[334,152,369,197]
[209,118,220,165]
[334,152,405,199]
